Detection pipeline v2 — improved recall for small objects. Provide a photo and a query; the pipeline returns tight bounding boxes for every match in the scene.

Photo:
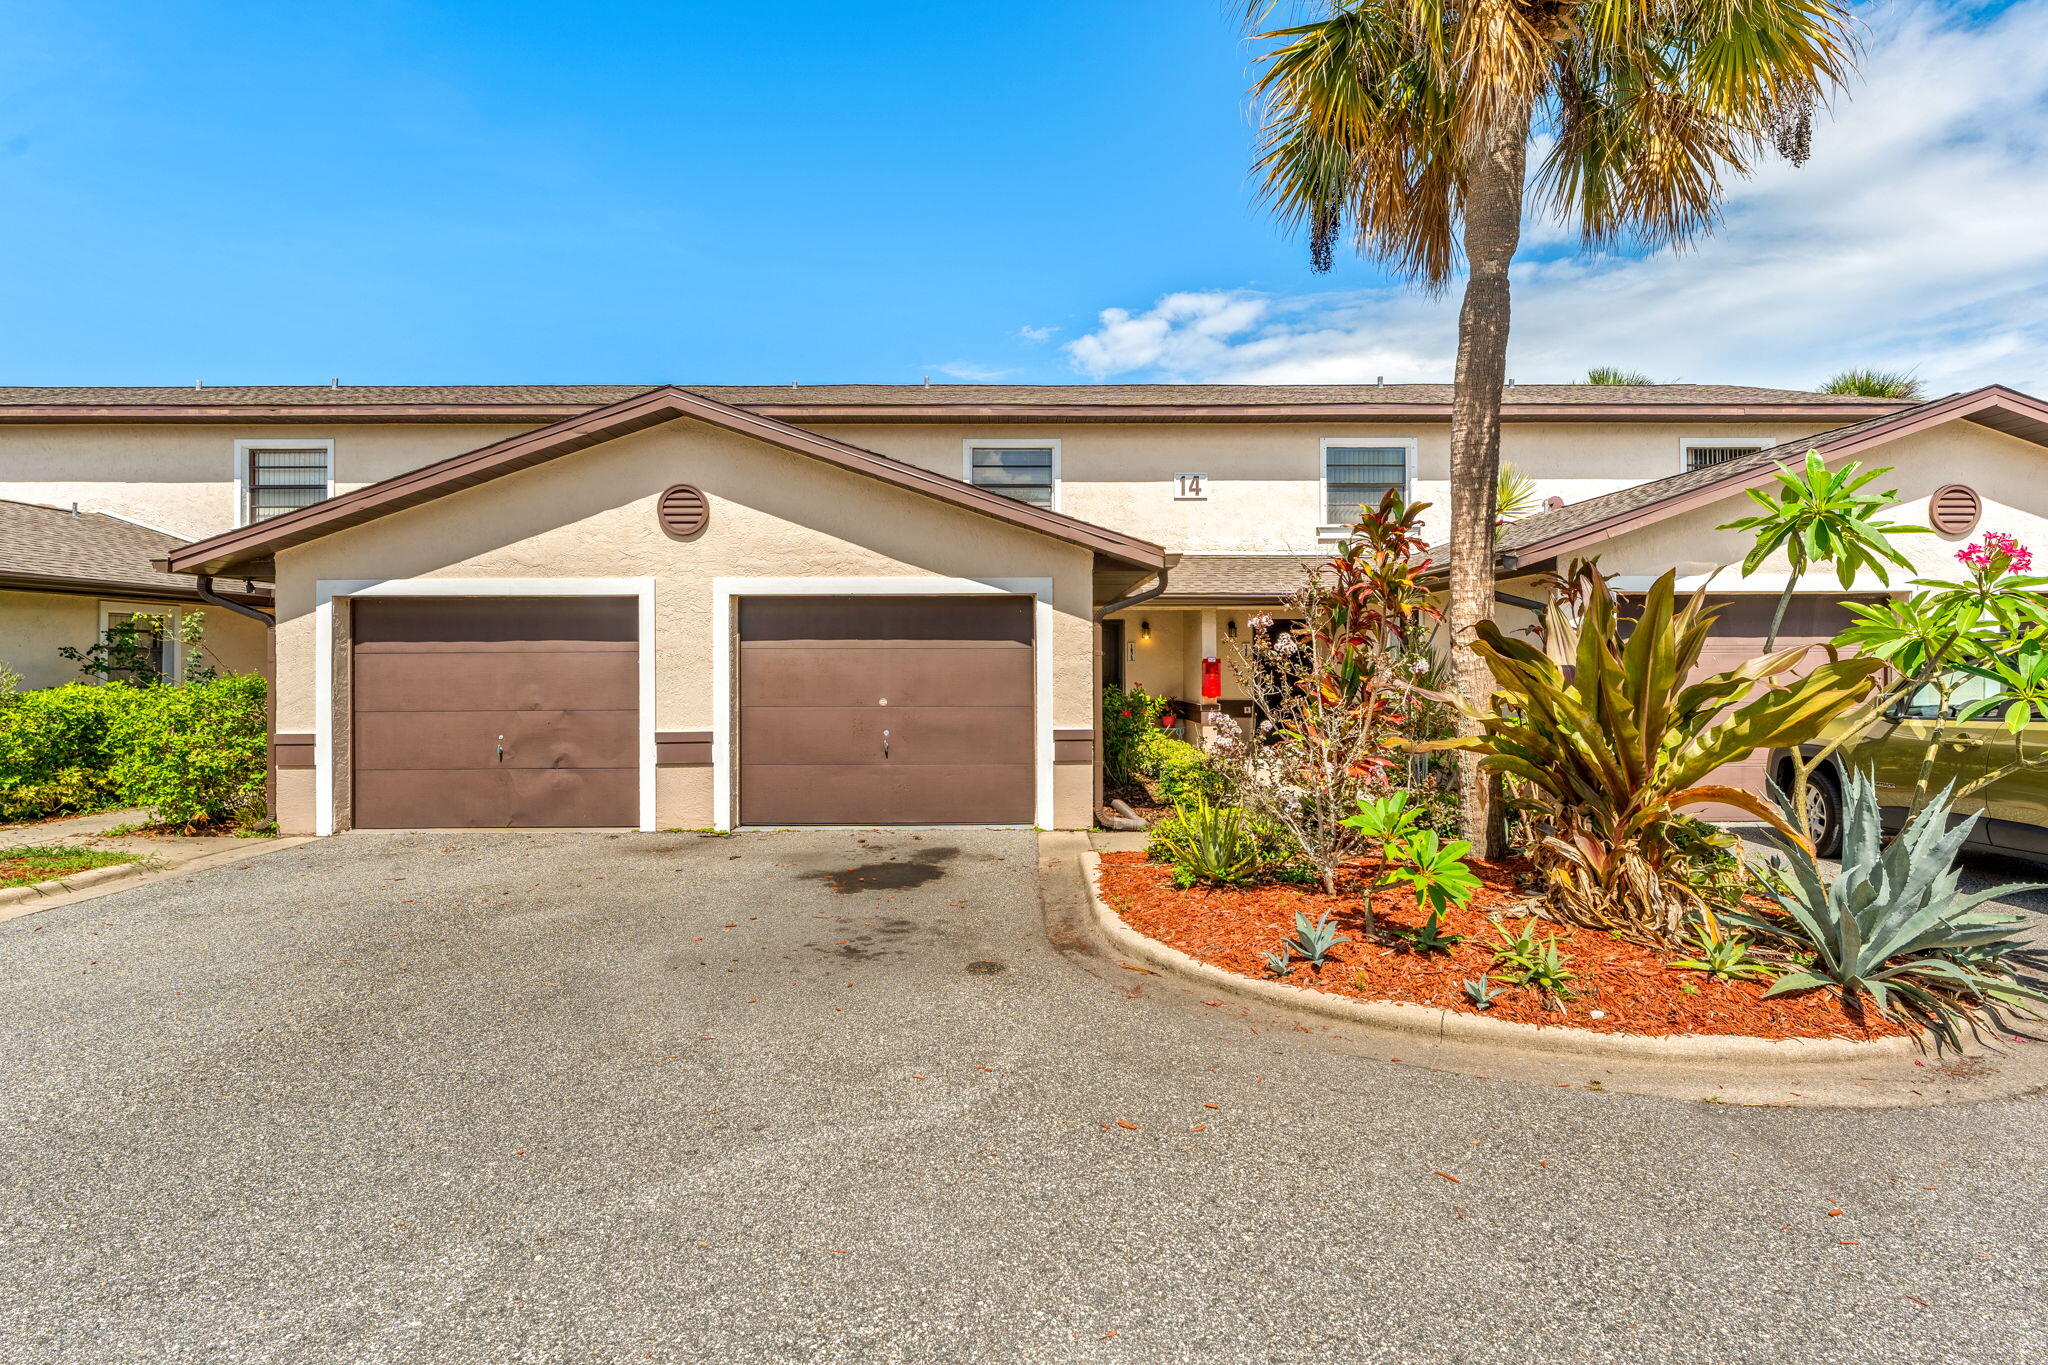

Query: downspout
[1092,564,1173,831]
[195,574,275,626]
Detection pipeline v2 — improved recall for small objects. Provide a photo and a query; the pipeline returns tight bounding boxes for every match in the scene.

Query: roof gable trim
[162,386,1168,576]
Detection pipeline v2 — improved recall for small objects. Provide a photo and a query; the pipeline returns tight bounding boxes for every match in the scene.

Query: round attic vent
[658,484,708,538]
[1929,483,1981,536]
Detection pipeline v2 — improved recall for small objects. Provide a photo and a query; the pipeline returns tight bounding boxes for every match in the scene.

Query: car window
[1899,668,2001,720]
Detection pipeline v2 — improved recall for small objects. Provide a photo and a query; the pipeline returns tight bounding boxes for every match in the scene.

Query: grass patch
[0,845,142,889]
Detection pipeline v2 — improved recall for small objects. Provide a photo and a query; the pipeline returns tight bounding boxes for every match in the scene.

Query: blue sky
[0,1,2042,391]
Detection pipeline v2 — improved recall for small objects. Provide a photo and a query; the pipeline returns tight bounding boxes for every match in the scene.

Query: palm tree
[1820,368,1924,400]
[1585,366,1651,385]
[1243,0,1857,856]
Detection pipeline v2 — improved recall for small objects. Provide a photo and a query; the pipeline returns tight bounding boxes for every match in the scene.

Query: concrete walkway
[1,828,2042,1362]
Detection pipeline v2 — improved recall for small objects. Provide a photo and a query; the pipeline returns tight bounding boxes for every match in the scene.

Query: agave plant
[1726,773,2047,1048]
[1427,563,1886,944]
[1155,800,1262,888]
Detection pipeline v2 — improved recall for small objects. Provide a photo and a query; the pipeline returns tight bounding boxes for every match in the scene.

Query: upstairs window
[238,440,332,524]
[1681,438,1770,473]
[964,441,1059,509]
[1321,440,1411,527]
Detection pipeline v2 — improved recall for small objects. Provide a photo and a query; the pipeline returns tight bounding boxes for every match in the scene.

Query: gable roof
[0,381,1905,425]
[0,498,265,600]
[160,386,1169,578]
[1451,385,2048,570]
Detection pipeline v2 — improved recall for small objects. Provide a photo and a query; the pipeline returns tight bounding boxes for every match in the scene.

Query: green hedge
[0,675,268,827]
[0,683,127,822]
[1135,729,1225,808]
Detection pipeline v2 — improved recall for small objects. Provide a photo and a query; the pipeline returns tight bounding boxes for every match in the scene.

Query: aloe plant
[1428,564,1885,944]
[1726,772,2047,1048]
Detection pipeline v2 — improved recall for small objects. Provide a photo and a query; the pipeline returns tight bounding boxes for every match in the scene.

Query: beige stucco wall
[810,420,1832,553]
[1583,422,2048,588]
[0,590,266,689]
[0,423,538,540]
[269,415,1100,832]
[0,415,1833,557]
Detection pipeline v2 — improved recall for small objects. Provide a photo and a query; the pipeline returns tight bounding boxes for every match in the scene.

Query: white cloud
[930,360,1016,382]
[1064,1,2048,394]
[1016,324,1061,343]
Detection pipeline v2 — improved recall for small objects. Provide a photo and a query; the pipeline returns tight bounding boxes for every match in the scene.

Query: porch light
[1139,619,1151,641]
[1225,618,1238,640]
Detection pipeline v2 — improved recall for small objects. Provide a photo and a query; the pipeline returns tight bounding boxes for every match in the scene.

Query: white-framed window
[963,438,1060,510]
[1679,436,1772,474]
[236,438,333,525]
[1319,437,1414,536]
[96,601,179,682]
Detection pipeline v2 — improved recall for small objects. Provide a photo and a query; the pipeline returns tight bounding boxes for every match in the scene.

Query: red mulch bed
[1096,851,1906,1041]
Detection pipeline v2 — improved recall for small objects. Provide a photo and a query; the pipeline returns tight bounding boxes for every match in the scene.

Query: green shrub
[1102,684,1169,785]
[0,683,135,822]
[106,674,268,828]
[1139,731,1225,808]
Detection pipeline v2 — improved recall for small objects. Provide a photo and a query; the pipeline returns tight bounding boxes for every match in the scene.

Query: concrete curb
[0,857,152,907]
[1080,851,1922,1066]
[0,837,316,924]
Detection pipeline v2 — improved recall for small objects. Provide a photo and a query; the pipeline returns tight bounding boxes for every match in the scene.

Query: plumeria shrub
[1801,530,2048,831]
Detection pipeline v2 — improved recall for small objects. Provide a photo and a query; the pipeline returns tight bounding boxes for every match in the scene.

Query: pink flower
[1957,531,2032,576]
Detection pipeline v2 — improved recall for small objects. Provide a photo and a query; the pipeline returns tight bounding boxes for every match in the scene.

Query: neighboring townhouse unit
[11,378,2039,835]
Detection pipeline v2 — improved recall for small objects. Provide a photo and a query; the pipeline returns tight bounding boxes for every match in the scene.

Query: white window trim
[313,578,657,837]
[710,576,1055,832]
[235,437,334,527]
[961,437,1061,513]
[97,600,182,682]
[1318,436,1416,540]
[1677,435,1773,475]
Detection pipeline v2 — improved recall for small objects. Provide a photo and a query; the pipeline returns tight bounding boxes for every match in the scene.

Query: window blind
[247,446,331,521]
[1324,445,1406,523]
[969,447,1055,507]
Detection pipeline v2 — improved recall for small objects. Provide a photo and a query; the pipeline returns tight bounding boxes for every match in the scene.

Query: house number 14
[1174,472,1207,500]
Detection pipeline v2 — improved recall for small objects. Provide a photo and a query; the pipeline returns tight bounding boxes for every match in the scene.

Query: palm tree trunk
[1447,107,1530,861]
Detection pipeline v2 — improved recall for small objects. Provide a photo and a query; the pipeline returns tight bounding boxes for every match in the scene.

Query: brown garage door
[738,596,1034,825]
[352,597,638,829]
[1687,593,1878,815]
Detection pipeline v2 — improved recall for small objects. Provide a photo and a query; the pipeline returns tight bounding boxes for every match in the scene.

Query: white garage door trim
[313,577,657,836]
[711,576,1055,832]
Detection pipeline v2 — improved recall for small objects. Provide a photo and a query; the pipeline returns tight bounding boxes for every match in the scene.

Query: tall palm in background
[1243,0,1859,855]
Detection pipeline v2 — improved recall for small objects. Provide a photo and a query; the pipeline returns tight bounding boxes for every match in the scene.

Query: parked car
[1773,670,2048,862]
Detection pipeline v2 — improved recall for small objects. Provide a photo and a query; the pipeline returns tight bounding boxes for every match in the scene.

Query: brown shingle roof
[0,381,1895,410]
[1158,555,1327,601]
[0,498,212,597]
[1456,385,2048,566]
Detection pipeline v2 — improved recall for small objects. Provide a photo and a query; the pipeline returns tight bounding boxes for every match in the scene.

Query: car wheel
[1804,770,1844,860]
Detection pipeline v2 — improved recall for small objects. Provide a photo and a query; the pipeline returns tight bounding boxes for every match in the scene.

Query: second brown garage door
[738,596,1035,825]
[352,597,639,829]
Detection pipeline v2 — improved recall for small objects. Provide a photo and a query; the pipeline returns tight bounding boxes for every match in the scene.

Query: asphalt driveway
[2,829,2044,1363]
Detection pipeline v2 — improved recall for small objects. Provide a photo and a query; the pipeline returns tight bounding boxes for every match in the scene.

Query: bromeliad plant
[1427,563,1885,945]
[1725,772,2047,1048]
